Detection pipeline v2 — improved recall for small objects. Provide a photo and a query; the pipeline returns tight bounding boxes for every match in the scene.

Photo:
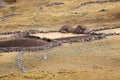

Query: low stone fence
[0,39,62,53]
[104,33,120,36]
[75,0,119,9]
[16,51,26,73]
[1,26,120,53]
[0,30,59,35]
[55,34,106,43]
[0,31,21,35]
[1,32,120,53]
[0,34,106,53]
[92,26,120,31]
[0,26,120,36]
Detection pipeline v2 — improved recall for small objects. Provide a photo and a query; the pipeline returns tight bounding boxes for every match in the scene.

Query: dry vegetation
[0,0,120,31]
[0,0,120,80]
[1,35,120,80]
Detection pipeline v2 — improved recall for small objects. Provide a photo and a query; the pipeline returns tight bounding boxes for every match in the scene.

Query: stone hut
[74,25,89,34]
[59,25,74,33]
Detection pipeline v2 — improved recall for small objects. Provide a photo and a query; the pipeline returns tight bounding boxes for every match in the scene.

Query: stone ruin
[59,25,91,34]
[73,25,89,34]
[59,25,74,33]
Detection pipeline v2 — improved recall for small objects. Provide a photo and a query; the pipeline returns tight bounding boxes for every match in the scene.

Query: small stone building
[74,25,89,34]
[59,25,74,33]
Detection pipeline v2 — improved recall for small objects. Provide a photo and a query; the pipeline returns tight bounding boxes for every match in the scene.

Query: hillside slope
[0,1,120,80]
[0,0,120,31]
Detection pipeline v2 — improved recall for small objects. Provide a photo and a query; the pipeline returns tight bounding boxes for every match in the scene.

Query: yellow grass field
[0,0,120,80]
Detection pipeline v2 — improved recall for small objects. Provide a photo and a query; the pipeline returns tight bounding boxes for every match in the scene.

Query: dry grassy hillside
[0,0,120,32]
[1,35,120,80]
[0,0,120,80]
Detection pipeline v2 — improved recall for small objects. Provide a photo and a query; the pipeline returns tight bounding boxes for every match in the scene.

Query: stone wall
[92,26,120,31]
[0,34,106,53]
[0,26,120,53]
[0,39,62,53]
[0,30,59,35]
[0,26,119,35]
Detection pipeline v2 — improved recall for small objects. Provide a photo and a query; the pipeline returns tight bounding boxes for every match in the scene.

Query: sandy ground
[33,32,84,39]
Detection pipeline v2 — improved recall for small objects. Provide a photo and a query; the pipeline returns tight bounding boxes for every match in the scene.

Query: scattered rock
[46,2,64,7]
[74,0,119,9]
[54,2,64,5]
[0,13,21,21]
[43,54,48,60]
